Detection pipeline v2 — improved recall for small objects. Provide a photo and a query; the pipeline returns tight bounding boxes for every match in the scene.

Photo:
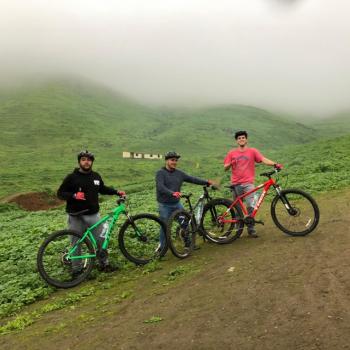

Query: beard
[80,163,92,172]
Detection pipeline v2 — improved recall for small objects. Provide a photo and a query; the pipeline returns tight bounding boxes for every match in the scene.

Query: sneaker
[99,264,118,273]
[247,229,259,238]
[184,239,192,248]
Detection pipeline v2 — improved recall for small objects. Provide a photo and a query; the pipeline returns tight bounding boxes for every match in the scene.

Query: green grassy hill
[0,79,331,197]
[310,111,350,136]
[1,79,350,319]
[1,133,350,319]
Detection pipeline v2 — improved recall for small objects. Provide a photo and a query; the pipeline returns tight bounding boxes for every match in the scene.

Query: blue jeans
[158,202,184,248]
[232,184,255,209]
[232,184,256,232]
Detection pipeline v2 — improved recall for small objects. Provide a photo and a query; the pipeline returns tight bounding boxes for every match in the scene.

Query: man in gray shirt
[155,151,213,251]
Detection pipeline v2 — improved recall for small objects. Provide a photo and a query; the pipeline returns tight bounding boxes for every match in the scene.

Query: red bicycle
[200,167,320,243]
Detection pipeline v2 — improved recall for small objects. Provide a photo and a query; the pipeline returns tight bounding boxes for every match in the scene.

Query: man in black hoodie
[57,150,125,273]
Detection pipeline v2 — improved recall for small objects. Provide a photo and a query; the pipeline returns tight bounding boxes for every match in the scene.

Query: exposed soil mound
[7,192,64,211]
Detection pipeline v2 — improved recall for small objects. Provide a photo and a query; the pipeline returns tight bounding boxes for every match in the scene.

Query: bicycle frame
[221,176,278,223]
[182,186,213,229]
[68,202,127,260]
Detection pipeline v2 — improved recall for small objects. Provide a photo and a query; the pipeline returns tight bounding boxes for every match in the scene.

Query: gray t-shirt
[155,167,208,204]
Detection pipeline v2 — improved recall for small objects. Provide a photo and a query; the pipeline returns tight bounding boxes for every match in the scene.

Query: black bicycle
[166,185,216,259]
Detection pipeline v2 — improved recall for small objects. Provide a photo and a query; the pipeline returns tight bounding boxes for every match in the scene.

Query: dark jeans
[158,202,184,248]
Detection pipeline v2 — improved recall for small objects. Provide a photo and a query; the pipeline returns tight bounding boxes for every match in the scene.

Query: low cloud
[0,0,349,116]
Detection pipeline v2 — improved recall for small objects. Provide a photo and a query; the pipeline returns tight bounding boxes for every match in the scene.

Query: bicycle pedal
[255,220,265,225]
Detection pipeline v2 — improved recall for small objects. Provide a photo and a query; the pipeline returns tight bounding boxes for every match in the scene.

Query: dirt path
[2,190,350,349]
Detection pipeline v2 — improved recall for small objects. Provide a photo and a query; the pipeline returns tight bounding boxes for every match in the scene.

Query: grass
[0,78,350,323]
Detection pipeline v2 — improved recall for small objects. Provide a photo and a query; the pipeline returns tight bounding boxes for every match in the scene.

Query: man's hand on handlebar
[117,190,126,197]
[207,179,219,190]
[274,163,283,170]
[172,192,182,198]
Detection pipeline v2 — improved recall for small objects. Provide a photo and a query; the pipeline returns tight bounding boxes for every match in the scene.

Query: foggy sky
[1,0,349,116]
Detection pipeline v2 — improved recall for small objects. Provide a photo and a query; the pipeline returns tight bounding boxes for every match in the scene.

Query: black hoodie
[57,168,118,214]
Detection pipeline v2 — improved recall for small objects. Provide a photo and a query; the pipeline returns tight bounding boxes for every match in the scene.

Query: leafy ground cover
[1,139,350,320]
[1,189,350,349]
[0,190,159,318]
[1,79,349,325]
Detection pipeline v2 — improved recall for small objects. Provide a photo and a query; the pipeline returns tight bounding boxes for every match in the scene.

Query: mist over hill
[0,78,320,152]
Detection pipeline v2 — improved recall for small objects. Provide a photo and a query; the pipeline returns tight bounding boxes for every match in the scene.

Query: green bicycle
[37,196,167,288]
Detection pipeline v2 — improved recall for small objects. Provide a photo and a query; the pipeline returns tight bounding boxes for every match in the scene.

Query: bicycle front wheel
[166,209,196,259]
[37,230,95,288]
[271,189,320,236]
[118,213,167,265]
[200,198,244,244]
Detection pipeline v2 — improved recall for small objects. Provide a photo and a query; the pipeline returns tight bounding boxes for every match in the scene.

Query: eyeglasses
[169,158,179,162]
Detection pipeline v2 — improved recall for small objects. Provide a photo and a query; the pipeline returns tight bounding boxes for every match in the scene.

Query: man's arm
[224,163,231,171]
[261,157,276,166]
[182,172,209,186]
[57,175,75,200]
[223,151,232,171]
[156,171,174,196]
[99,176,119,195]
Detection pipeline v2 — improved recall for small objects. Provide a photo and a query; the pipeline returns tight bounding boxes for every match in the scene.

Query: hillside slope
[1,132,349,322]
[0,79,325,197]
[311,111,350,136]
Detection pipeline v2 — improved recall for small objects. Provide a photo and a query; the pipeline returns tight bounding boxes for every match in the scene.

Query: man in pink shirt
[224,131,279,237]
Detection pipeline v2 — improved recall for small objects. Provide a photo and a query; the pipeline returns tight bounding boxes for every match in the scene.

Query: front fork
[126,214,148,242]
[274,186,296,215]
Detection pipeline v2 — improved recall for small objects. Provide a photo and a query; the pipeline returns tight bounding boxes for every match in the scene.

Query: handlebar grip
[117,197,126,205]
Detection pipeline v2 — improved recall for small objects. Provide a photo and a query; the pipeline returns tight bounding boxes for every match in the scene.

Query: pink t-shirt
[224,148,264,185]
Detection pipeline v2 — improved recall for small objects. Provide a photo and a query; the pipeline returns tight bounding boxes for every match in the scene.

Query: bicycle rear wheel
[37,230,95,288]
[200,198,244,244]
[271,189,320,236]
[166,209,196,259]
[118,213,167,265]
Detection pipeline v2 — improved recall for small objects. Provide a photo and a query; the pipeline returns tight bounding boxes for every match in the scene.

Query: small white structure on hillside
[122,151,162,160]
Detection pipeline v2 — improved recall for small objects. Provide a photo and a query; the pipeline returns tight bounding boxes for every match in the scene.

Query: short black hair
[234,130,248,139]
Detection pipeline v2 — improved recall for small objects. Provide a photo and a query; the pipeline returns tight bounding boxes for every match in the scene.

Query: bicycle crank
[243,217,265,226]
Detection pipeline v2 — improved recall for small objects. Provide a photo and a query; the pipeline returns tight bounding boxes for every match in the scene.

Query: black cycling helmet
[164,151,181,160]
[77,150,95,162]
[234,130,248,139]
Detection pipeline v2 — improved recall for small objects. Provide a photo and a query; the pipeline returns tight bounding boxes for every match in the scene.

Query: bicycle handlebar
[203,184,218,191]
[259,167,282,178]
[181,193,193,200]
[117,197,126,205]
